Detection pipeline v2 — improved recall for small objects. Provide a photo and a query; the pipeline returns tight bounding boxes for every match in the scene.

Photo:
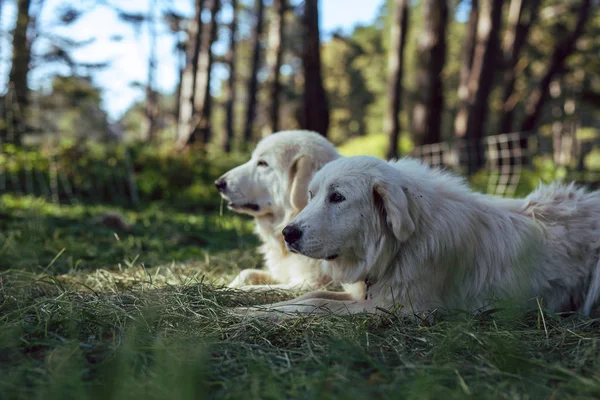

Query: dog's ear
[373,181,415,242]
[289,155,314,211]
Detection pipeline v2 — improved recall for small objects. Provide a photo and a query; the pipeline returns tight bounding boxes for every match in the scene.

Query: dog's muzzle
[282,224,302,244]
[282,224,303,253]
[215,178,227,192]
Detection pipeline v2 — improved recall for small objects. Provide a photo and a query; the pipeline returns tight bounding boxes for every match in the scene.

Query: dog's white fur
[216,130,365,297]
[250,156,600,317]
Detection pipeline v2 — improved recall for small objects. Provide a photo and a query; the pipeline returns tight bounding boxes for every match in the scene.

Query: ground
[1,159,600,399]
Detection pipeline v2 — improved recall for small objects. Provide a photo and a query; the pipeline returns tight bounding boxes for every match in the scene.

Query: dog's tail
[583,255,600,316]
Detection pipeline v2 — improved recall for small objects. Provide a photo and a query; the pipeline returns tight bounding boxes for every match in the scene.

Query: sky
[0,0,383,122]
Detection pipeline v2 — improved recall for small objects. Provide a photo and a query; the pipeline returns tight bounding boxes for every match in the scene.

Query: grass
[0,195,257,279]
[2,158,600,399]
[3,265,600,400]
[338,133,414,159]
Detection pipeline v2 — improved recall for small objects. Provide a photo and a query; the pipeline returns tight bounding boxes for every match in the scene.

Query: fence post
[0,138,5,194]
[124,147,139,207]
[49,149,59,204]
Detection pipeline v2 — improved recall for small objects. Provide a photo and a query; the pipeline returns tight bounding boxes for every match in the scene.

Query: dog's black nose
[215,178,227,192]
[282,224,302,244]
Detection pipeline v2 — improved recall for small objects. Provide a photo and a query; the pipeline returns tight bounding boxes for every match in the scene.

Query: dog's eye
[329,192,345,203]
[257,160,268,167]
[308,190,313,199]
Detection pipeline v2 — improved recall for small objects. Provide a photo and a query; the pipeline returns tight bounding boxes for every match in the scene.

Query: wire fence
[1,128,599,205]
[411,128,600,197]
[0,143,139,207]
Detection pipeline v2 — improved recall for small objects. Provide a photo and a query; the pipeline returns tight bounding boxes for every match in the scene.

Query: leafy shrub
[0,143,249,210]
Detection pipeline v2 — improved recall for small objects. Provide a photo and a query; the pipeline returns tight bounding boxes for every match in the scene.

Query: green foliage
[322,36,374,143]
[120,94,179,143]
[32,75,111,141]
[338,132,414,159]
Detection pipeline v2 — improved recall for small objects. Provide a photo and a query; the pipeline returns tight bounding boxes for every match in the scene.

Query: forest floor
[2,179,600,399]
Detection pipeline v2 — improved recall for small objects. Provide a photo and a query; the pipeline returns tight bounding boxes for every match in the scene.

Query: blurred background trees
[384,0,409,160]
[0,0,598,176]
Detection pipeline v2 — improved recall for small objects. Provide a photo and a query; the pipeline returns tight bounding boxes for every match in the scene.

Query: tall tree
[3,3,105,142]
[411,0,448,146]
[195,0,220,145]
[177,0,206,146]
[454,0,503,174]
[165,10,187,124]
[454,0,479,137]
[520,0,592,133]
[384,0,410,160]
[6,0,33,143]
[243,0,265,143]
[498,0,540,134]
[0,0,4,80]
[174,49,185,123]
[144,0,159,142]
[301,0,329,137]
[222,0,238,152]
[179,0,220,147]
[264,0,287,135]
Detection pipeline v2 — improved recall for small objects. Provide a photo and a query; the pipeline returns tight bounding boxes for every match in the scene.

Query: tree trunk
[6,0,32,144]
[174,42,186,131]
[264,0,287,135]
[456,0,503,175]
[243,0,265,143]
[144,0,159,142]
[222,0,238,152]
[454,0,479,137]
[498,0,540,134]
[0,0,4,83]
[177,0,205,146]
[301,0,329,137]
[412,0,448,147]
[520,0,592,133]
[195,0,220,145]
[384,0,409,160]
[179,0,220,147]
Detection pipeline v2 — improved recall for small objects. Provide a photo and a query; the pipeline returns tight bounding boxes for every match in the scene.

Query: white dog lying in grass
[243,155,600,317]
[215,130,365,297]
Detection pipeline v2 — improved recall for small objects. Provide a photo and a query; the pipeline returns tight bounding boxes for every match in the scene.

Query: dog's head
[215,130,340,220]
[282,156,416,282]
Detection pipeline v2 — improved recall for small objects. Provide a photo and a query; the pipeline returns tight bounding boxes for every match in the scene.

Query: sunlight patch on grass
[337,133,414,159]
[0,194,257,276]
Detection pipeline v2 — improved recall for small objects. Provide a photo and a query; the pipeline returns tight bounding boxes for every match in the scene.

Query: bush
[0,143,249,210]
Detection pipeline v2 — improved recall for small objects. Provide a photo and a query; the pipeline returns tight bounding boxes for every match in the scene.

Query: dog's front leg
[285,290,356,302]
[234,297,377,318]
[228,269,277,288]
[235,283,307,292]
